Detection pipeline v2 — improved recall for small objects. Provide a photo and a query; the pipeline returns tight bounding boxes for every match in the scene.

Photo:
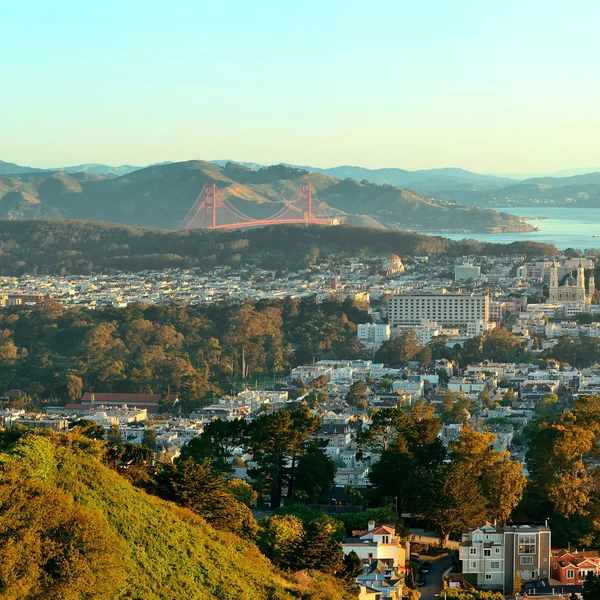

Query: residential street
[418,555,452,600]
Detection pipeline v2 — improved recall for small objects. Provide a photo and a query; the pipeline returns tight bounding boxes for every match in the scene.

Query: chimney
[368,520,375,531]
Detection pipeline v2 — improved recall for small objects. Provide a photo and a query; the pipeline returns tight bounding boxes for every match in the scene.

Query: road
[418,555,452,600]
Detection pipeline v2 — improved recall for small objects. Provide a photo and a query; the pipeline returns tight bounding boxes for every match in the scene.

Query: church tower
[549,262,559,289]
[577,258,585,289]
[589,270,596,303]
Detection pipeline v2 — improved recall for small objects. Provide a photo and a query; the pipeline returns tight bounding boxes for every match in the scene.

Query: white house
[342,521,410,569]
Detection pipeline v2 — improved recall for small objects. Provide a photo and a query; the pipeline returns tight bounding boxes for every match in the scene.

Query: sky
[2,0,600,174]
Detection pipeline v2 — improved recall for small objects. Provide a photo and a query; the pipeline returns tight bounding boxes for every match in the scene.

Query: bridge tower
[300,182,313,223]
[204,183,217,229]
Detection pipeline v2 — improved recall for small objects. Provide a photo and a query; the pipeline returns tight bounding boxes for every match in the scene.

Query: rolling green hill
[0,430,350,600]
[0,160,532,232]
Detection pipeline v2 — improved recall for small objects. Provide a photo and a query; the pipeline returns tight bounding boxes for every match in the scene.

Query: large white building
[358,323,391,346]
[455,264,481,281]
[388,291,489,328]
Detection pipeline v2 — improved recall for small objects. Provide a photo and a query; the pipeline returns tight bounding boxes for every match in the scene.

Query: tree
[294,442,335,502]
[420,463,488,544]
[65,373,83,402]
[345,380,368,409]
[502,388,517,404]
[356,407,406,454]
[536,393,559,416]
[292,519,342,575]
[512,570,522,595]
[107,423,121,445]
[141,428,157,450]
[583,573,600,599]
[258,514,305,570]
[248,407,321,507]
[418,345,432,366]
[450,425,525,524]
[441,391,473,424]
[155,458,257,538]
[179,418,248,473]
[69,418,105,440]
[340,550,363,586]
[226,478,258,507]
[374,329,422,364]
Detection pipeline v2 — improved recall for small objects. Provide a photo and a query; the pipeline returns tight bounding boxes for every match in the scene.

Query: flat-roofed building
[388,291,489,328]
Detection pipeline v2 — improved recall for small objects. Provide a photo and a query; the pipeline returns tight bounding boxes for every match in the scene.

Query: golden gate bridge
[176,182,345,231]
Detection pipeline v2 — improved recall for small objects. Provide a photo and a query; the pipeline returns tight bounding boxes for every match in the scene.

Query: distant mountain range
[4,157,600,213]
[0,160,159,177]
[215,161,600,208]
[0,160,531,232]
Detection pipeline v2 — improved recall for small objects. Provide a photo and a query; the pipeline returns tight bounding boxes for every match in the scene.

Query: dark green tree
[155,458,257,538]
[294,442,335,502]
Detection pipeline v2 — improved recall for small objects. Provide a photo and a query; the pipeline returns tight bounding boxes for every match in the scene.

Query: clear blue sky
[2,0,599,173]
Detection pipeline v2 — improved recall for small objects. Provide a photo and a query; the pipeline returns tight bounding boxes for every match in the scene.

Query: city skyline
[2,0,600,173]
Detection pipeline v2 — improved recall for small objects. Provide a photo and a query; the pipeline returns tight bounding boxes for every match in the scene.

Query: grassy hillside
[0,160,531,232]
[0,219,557,276]
[0,430,350,600]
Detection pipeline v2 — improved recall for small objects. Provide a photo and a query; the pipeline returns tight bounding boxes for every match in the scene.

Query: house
[551,548,600,584]
[459,523,551,593]
[357,561,403,599]
[342,521,410,570]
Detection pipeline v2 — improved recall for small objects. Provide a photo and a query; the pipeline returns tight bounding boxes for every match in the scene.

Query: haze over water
[429,207,600,251]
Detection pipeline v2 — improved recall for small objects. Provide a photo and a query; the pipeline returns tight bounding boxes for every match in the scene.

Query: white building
[388,291,489,328]
[358,323,391,347]
[455,264,481,281]
[342,521,410,569]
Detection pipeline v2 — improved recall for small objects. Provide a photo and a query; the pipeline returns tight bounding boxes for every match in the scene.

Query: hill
[0,219,557,276]
[0,159,43,175]
[0,430,350,599]
[0,160,531,232]
[434,179,600,208]
[286,164,514,191]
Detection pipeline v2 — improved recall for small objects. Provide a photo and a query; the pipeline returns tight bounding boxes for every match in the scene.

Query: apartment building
[357,323,391,346]
[388,291,489,328]
[459,523,551,593]
[455,264,481,281]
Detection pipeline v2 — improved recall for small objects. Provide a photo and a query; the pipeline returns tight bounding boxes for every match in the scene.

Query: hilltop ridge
[0,160,531,232]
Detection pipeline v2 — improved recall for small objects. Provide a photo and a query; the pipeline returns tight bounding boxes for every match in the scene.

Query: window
[521,556,534,565]
[484,549,491,557]
[368,553,373,559]
[566,569,574,579]
[485,574,493,580]
[490,561,500,569]
[495,547,501,554]
[471,562,477,569]
[470,548,477,555]
[518,534,536,554]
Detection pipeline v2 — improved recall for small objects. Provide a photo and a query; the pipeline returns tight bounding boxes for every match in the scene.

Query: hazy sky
[2,0,599,173]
